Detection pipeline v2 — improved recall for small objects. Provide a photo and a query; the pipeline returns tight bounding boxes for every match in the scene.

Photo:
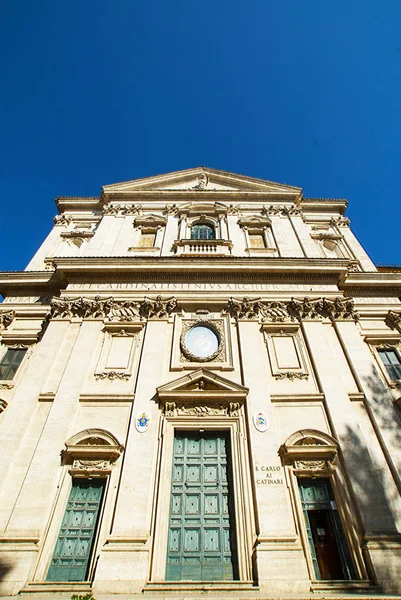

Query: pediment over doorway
[156,368,248,417]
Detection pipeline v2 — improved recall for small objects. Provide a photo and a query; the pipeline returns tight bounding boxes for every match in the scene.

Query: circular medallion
[182,325,221,361]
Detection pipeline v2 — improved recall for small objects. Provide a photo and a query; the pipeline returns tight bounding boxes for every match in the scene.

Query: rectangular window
[378,348,401,380]
[0,348,27,380]
[248,233,266,248]
[139,232,156,248]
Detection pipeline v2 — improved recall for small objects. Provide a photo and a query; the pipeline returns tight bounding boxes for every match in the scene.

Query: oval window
[185,326,219,359]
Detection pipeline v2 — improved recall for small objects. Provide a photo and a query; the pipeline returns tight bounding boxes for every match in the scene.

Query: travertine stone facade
[0,167,401,598]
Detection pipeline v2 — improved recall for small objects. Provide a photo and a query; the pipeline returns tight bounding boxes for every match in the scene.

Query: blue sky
[1,1,400,271]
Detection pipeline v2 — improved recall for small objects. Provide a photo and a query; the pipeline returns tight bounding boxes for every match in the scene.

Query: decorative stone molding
[331,216,351,227]
[226,297,264,320]
[288,296,359,322]
[157,368,248,417]
[49,295,177,321]
[103,203,142,216]
[287,297,324,320]
[279,429,339,474]
[163,401,241,418]
[274,371,309,381]
[180,319,225,363]
[0,310,15,331]
[63,428,124,476]
[140,295,177,319]
[227,296,359,322]
[164,204,179,216]
[262,205,304,218]
[0,398,7,413]
[227,204,239,215]
[260,302,293,323]
[94,371,131,381]
[387,311,401,333]
[53,214,73,226]
[0,383,13,390]
[190,173,208,190]
[133,214,167,228]
[238,215,272,228]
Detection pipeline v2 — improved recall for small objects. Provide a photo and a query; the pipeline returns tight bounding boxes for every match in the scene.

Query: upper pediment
[102,167,302,198]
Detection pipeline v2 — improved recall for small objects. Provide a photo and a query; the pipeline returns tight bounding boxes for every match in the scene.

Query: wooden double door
[166,431,238,581]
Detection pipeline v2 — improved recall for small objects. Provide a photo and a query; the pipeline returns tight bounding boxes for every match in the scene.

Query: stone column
[236,316,309,593]
[95,318,171,594]
[302,318,399,535]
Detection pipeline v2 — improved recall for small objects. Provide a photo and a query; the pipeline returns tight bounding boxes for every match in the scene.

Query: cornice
[45,256,351,277]
[341,272,401,290]
[102,190,301,202]
[55,196,103,212]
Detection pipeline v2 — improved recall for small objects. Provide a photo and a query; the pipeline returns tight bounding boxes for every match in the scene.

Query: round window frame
[180,323,222,362]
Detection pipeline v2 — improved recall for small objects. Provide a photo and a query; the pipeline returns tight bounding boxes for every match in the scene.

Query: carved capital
[0,310,15,331]
[49,295,177,322]
[288,297,323,320]
[288,296,359,322]
[321,297,359,322]
[331,216,350,227]
[103,203,142,216]
[140,296,177,319]
[53,214,72,226]
[226,297,263,319]
[261,205,304,219]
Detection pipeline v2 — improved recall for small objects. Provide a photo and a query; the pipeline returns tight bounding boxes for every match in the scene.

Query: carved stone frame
[279,429,367,583]
[171,314,233,370]
[148,369,254,584]
[32,429,124,585]
[368,339,401,389]
[262,323,310,381]
[94,323,143,381]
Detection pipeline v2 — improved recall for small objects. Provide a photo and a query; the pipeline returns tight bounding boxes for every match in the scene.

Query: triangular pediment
[157,368,248,402]
[103,167,302,197]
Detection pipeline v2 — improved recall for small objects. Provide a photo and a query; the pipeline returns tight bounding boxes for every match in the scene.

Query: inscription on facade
[255,465,284,485]
[67,282,337,292]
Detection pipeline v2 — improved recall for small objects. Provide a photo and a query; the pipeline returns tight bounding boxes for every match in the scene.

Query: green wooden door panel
[47,479,105,582]
[298,478,354,581]
[166,432,237,581]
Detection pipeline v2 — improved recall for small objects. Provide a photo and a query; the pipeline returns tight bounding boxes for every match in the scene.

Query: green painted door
[166,432,237,581]
[47,479,105,582]
[299,478,355,580]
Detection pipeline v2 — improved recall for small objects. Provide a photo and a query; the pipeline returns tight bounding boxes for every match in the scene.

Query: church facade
[0,167,401,597]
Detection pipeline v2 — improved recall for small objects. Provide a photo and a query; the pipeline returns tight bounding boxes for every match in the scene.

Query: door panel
[166,432,237,581]
[299,478,355,581]
[47,479,105,582]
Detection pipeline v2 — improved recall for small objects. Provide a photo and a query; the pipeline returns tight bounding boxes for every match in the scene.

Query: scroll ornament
[50,295,177,321]
[227,296,359,322]
[0,310,15,331]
